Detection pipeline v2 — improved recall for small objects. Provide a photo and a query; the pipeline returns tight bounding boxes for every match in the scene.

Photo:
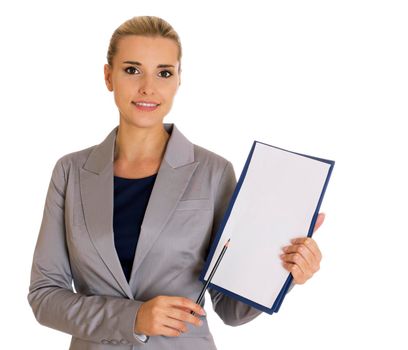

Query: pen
[191,238,231,316]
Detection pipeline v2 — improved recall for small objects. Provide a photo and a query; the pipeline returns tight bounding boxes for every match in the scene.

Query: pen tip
[225,238,231,247]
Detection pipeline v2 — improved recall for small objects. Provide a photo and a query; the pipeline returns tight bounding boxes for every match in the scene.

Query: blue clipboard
[198,140,335,314]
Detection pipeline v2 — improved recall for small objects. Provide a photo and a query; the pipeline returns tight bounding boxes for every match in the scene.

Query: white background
[1,0,407,349]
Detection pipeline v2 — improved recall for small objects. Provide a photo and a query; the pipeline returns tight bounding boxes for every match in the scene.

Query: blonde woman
[27,15,325,350]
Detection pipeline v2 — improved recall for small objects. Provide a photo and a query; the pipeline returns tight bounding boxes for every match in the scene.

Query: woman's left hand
[280,213,325,285]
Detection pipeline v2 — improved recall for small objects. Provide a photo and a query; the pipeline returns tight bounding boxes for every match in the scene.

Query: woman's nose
[138,75,155,95]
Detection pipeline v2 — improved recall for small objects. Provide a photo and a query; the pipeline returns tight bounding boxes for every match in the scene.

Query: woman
[27,16,325,350]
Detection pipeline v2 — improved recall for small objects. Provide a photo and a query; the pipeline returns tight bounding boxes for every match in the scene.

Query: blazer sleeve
[27,157,148,345]
[207,161,295,326]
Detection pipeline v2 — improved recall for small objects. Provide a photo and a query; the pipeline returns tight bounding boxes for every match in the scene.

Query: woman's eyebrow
[122,60,175,68]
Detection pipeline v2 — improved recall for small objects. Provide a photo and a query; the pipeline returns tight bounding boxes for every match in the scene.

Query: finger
[163,316,188,334]
[150,308,185,337]
[281,252,311,275]
[282,262,306,284]
[161,325,184,337]
[283,240,321,263]
[290,237,322,261]
[168,306,203,328]
[171,297,205,315]
[160,326,182,337]
[282,243,317,267]
[313,213,325,233]
[173,305,191,313]
[282,239,322,274]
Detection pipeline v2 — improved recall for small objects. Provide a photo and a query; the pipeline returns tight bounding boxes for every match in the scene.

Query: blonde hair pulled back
[106,16,182,74]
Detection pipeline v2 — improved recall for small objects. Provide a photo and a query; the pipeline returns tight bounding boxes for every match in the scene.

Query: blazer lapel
[79,126,133,299]
[128,160,198,292]
[128,124,199,294]
[79,123,198,299]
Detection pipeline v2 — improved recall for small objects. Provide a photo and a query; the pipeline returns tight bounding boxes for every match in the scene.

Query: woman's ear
[104,64,113,91]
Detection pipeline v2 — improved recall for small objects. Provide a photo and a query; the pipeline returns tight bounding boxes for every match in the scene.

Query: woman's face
[104,35,181,129]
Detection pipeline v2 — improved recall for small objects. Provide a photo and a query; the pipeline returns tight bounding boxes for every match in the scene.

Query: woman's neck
[114,122,170,164]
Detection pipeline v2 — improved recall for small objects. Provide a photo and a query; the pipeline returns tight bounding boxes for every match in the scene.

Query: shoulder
[51,144,96,176]
[193,143,233,174]
[191,143,236,196]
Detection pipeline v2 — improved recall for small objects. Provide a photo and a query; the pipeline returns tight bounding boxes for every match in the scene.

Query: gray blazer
[27,123,264,350]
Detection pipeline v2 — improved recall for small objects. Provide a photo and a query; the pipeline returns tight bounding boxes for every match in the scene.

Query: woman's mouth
[132,101,160,111]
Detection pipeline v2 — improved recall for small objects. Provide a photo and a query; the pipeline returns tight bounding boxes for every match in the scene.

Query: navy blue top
[113,173,157,282]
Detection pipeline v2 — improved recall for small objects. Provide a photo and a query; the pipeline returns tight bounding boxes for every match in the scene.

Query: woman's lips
[132,101,160,111]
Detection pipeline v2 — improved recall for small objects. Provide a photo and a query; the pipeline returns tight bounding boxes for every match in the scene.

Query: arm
[27,157,148,345]
[208,161,295,326]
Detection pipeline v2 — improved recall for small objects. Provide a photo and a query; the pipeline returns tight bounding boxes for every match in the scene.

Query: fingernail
[201,309,206,316]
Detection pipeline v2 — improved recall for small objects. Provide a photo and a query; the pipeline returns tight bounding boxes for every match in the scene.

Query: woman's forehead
[115,35,178,65]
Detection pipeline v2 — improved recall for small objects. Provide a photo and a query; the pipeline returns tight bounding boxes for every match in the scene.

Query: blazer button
[120,339,129,345]
[101,339,110,344]
[111,339,119,345]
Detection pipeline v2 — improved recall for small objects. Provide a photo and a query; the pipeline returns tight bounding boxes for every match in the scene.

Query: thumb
[313,212,325,233]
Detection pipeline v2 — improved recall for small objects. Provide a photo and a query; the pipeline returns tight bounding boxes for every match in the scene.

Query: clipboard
[199,140,335,314]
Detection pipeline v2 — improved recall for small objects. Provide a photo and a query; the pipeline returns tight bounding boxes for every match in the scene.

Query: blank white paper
[204,142,331,308]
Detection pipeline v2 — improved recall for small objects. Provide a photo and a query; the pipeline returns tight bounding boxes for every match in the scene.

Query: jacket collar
[83,123,194,174]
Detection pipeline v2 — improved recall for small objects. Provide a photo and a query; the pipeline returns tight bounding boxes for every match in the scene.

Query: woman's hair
[106,16,182,74]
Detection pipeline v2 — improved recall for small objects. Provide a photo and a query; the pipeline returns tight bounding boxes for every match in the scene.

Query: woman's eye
[124,67,139,74]
[159,70,173,78]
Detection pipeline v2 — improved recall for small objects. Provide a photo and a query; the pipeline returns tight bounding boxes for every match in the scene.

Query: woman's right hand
[134,295,206,337]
